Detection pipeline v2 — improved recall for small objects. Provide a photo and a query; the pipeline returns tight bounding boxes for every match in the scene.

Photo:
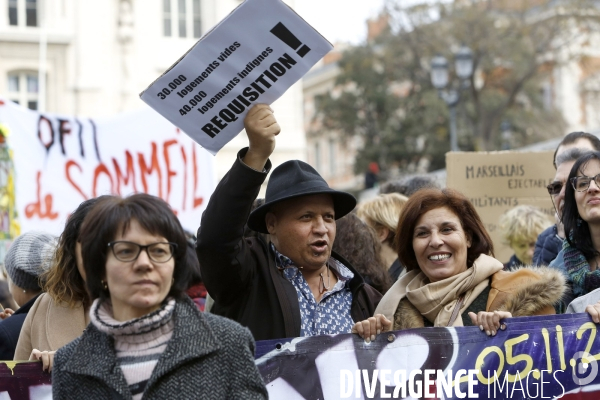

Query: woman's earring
[101,280,108,290]
[577,217,583,227]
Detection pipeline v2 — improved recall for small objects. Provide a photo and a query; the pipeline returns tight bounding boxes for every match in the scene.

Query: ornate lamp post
[430,45,473,152]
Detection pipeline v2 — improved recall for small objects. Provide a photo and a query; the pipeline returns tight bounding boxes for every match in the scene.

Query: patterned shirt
[271,244,355,336]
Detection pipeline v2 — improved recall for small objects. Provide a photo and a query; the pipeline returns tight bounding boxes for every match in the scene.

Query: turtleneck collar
[90,297,176,346]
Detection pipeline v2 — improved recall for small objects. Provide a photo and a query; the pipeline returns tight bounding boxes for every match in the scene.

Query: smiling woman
[51,194,267,400]
[352,188,566,342]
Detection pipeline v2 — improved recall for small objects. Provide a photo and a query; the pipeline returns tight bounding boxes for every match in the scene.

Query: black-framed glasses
[570,174,600,192]
[546,181,563,196]
[108,241,177,263]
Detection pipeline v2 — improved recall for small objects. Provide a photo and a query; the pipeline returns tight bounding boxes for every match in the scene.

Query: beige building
[0,0,305,181]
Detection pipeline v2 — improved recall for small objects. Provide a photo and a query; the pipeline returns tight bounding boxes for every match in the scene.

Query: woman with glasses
[535,148,591,267]
[52,194,267,399]
[551,151,600,306]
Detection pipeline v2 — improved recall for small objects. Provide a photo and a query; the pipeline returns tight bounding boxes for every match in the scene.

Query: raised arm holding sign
[241,104,279,171]
[196,105,381,341]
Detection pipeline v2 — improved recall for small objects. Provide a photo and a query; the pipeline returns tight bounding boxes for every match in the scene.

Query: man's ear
[265,212,277,235]
[376,226,390,243]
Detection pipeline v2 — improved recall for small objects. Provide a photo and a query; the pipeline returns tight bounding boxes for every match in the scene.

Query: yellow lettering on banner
[542,328,553,372]
[451,372,471,387]
[570,322,600,367]
[1,361,18,375]
[476,346,505,385]
[556,325,566,370]
[505,334,533,382]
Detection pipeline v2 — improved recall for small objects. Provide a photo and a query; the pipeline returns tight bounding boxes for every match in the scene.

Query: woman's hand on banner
[30,349,56,373]
[585,301,600,323]
[468,310,511,336]
[351,314,393,343]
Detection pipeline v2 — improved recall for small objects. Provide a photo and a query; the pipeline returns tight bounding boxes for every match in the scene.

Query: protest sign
[446,151,555,262]
[255,314,600,399]
[140,0,332,155]
[0,97,214,236]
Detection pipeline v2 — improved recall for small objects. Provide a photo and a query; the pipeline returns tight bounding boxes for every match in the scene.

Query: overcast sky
[294,0,387,44]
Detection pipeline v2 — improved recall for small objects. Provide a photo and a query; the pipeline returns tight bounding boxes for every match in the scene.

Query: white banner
[140,0,332,155]
[0,97,214,236]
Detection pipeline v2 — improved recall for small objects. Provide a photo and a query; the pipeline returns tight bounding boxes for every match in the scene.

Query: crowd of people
[0,104,599,398]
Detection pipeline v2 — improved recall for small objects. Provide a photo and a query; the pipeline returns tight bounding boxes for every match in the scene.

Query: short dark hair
[395,188,494,272]
[554,132,600,169]
[79,193,190,301]
[555,147,594,168]
[563,151,600,259]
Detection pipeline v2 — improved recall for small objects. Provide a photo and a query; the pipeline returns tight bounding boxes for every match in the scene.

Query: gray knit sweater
[52,296,268,399]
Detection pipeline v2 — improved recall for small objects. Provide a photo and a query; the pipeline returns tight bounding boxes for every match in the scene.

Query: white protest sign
[0,97,214,236]
[140,0,332,155]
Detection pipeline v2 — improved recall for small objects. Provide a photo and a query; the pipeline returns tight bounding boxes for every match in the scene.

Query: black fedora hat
[247,160,357,234]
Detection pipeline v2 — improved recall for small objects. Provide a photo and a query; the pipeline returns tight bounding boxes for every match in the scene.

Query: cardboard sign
[140,0,333,155]
[446,151,555,263]
[0,98,214,236]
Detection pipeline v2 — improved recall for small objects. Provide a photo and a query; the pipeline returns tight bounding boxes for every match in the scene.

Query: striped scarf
[562,238,600,298]
[90,298,176,400]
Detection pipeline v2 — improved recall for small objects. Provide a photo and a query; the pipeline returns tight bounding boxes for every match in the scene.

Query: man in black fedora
[197,104,381,341]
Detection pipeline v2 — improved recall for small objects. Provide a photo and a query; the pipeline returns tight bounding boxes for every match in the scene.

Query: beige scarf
[375,254,504,327]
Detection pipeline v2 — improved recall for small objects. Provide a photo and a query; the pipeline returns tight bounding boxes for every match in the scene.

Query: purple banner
[0,362,51,399]
[255,314,600,399]
[3,314,600,399]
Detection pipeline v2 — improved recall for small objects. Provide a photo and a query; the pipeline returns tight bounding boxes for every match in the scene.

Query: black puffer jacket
[533,225,563,266]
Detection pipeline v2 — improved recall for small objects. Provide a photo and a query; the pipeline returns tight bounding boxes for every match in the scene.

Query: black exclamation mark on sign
[270,22,311,58]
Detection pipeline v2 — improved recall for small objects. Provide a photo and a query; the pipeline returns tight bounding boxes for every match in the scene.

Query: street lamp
[430,45,474,152]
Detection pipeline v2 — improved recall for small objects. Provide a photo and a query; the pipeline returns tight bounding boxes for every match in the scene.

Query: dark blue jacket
[0,294,40,360]
[503,254,524,271]
[533,225,563,266]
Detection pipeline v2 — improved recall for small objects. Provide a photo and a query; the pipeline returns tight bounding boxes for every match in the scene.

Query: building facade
[0,0,305,181]
[303,12,600,191]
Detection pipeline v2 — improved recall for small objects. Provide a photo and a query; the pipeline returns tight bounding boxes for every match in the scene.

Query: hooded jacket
[197,149,381,341]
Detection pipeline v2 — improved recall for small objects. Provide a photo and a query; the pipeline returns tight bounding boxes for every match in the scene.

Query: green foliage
[313,0,598,174]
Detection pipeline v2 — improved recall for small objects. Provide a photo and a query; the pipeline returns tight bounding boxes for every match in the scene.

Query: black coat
[0,294,40,360]
[197,148,382,341]
[52,297,267,400]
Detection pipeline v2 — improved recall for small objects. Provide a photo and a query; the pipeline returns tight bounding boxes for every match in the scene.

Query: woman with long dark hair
[553,151,600,301]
